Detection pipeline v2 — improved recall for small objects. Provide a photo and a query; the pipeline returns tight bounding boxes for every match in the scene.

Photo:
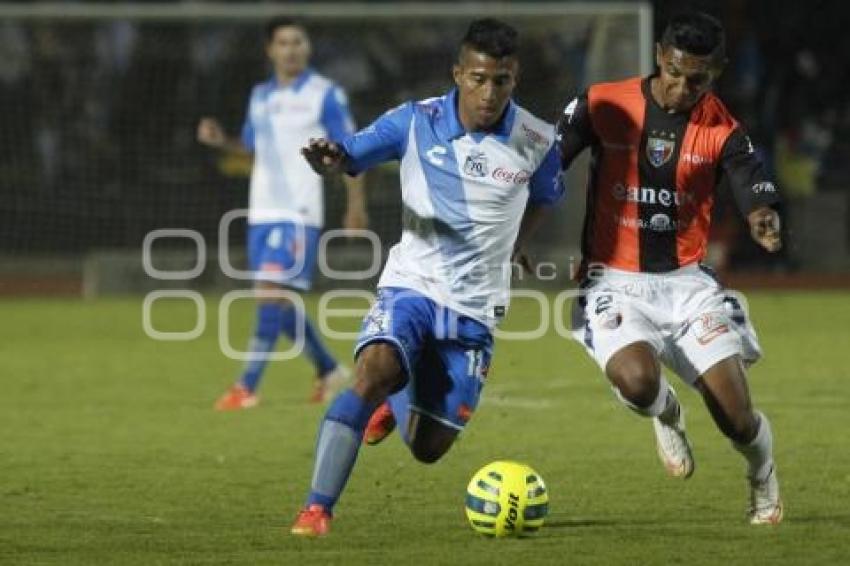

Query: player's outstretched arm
[342,174,369,232]
[748,206,782,252]
[197,117,250,155]
[302,138,349,175]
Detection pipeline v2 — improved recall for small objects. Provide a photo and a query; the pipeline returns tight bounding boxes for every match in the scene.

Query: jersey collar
[440,89,516,142]
[268,68,313,92]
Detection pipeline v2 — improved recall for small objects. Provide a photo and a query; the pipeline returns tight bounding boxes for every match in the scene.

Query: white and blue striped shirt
[242,69,355,226]
[342,90,565,327]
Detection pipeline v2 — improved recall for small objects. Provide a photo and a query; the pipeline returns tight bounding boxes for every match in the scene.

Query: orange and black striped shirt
[557,76,781,273]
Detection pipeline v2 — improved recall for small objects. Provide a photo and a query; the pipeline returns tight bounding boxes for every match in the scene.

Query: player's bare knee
[353,343,404,402]
[607,359,659,409]
[606,343,660,408]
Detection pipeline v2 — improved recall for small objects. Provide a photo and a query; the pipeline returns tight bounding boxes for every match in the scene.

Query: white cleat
[310,365,351,403]
[748,465,783,525]
[652,402,695,479]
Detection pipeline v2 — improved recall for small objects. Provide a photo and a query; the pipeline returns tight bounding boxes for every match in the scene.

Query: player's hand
[302,138,346,175]
[511,247,534,275]
[343,207,369,234]
[748,206,782,252]
[197,117,227,148]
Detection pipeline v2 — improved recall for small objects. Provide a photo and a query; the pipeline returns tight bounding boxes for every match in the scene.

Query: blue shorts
[354,287,494,430]
[247,222,320,290]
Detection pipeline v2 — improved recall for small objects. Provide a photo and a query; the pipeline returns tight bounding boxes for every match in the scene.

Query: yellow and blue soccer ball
[465,460,549,537]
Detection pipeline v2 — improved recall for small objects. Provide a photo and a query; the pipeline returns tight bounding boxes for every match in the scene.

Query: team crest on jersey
[646,130,676,167]
[463,149,489,178]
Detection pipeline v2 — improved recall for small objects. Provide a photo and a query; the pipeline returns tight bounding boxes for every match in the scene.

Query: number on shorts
[466,349,483,380]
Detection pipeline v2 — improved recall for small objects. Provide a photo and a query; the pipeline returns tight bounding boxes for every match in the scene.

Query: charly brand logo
[492,167,532,185]
[426,144,447,166]
[463,149,489,177]
[646,130,676,167]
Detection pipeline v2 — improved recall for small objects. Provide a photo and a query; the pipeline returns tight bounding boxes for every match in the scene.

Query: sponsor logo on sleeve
[521,123,547,145]
[426,144,447,166]
[563,97,578,123]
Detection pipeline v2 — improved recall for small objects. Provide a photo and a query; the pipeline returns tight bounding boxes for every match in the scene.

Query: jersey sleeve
[719,128,782,214]
[240,94,255,152]
[320,85,357,143]
[341,101,414,175]
[555,92,596,170]
[528,142,566,206]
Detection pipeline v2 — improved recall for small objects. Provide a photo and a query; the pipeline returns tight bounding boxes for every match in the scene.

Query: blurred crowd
[0,0,846,272]
[0,17,590,253]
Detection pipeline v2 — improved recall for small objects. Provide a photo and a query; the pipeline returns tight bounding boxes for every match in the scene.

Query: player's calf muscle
[698,357,760,443]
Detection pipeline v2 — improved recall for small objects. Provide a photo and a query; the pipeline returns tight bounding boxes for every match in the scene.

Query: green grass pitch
[2,291,848,565]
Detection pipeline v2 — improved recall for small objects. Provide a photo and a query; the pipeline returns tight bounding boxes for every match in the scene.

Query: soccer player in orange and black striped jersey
[557,12,783,524]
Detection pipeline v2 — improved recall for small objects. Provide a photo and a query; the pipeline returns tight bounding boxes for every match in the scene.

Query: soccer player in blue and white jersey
[290,19,564,536]
[197,18,367,410]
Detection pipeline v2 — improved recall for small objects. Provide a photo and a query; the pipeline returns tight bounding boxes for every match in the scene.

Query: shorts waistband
[587,262,703,280]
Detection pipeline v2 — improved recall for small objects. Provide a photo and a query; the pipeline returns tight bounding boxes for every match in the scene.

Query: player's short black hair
[661,11,725,59]
[460,18,519,59]
[265,16,306,42]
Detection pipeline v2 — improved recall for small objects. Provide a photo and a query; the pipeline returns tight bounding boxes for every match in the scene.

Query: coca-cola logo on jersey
[492,167,532,185]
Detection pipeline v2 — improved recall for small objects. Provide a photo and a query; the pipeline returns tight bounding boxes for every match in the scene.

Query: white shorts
[570,263,762,386]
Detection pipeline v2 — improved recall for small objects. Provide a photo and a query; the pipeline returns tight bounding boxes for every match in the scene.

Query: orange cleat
[214,385,259,411]
[363,401,396,445]
[290,504,332,537]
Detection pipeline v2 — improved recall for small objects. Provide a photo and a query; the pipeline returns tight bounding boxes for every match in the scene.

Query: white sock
[733,411,774,482]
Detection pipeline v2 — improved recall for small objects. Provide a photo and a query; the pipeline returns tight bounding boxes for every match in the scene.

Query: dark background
[0,0,846,286]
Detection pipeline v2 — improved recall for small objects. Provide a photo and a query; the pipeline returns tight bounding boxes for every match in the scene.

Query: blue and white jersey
[342,90,565,328]
[241,69,355,226]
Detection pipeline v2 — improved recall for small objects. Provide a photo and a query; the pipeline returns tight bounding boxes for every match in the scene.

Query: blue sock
[306,389,377,512]
[239,303,283,392]
[387,385,412,446]
[280,304,337,376]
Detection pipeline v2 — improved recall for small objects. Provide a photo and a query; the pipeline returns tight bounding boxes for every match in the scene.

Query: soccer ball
[464,460,549,537]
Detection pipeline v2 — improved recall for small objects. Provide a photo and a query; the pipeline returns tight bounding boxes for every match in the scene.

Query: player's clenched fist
[748,206,782,252]
[302,138,347,175]
[197,117,227,148]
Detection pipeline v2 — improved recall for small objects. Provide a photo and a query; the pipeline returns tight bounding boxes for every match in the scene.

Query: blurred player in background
[556,11,783,524]
[197,17,367,410]
[289,19,564,536]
